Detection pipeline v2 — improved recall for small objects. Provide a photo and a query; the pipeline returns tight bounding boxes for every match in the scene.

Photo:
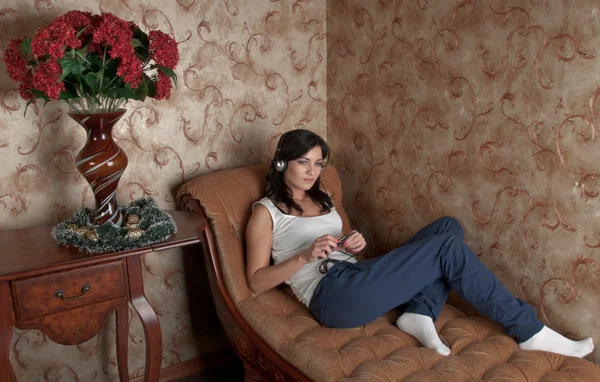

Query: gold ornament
[125,227,144,239]
[126,214,140,225]
[75,226,90,235]
[85,230,99,242]
[66,224,78,231]
[125,222,138,229]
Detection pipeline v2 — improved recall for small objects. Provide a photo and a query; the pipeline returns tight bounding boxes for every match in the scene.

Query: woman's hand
[300,234,340,263]
[340,230,366,254]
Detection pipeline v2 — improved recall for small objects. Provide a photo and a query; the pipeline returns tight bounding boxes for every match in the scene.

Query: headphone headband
[275,131,288,156]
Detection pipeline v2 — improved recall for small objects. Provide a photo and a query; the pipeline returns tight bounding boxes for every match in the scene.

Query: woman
[245,129,594,358]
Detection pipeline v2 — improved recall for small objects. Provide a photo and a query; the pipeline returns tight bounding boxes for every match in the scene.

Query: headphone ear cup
[274,160,287,172]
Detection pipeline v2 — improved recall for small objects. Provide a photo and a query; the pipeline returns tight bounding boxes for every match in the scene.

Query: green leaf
[132,28,150,61]
[103,59,119,76]
[31,89,49,100]
[75,25,89,38]
[59,85,78,100]
[158,66,176,78]
[59,56,84,80]
[75,48,89,65]
[146,74,157,98]
[112,77,149,102]
[88,56,104,71]
[151,65,175,78]
[82,72,99,94]
[132,77,149,101]
[19,38,32,59]
[133,28,149,47]
[112,87,136,99]
[23,99,37,117]
[155,65,178,89]
[132,38,143,48]
[135,51,150,61]
[59,80,81,100]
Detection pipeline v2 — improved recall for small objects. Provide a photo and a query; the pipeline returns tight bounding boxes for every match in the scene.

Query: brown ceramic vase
[68,109,128,226]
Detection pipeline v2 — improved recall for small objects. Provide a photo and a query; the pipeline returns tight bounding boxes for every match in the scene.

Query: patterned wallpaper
[326,0,600,363]
[0,0,326,380]
[3,0,599,379]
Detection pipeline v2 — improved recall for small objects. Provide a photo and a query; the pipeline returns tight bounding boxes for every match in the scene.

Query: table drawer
[12,261,127,320]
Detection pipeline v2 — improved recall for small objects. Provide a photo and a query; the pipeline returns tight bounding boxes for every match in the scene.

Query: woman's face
[283,145,324,192]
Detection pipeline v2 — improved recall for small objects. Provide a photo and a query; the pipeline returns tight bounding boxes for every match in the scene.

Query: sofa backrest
[177,163,352,305]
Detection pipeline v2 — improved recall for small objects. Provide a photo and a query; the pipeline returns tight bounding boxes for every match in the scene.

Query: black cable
[318,249,359,274]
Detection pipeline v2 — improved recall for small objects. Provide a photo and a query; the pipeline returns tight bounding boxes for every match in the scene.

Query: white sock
[519,326,594,358]
[396,313,451,356]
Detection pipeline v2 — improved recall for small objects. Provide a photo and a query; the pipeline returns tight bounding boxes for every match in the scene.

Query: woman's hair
[265,129,332,214]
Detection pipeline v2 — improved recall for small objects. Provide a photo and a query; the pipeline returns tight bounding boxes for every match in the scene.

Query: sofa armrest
[176,191,312,382]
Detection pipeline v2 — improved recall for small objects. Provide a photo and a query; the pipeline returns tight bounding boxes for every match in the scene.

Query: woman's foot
[519,326,594,358]
[397,313,451,356]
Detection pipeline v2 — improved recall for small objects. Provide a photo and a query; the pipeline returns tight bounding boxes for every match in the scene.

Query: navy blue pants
[309,217,544,342]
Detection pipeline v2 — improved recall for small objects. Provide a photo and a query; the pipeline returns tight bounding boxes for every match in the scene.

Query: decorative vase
[68,109,128,226]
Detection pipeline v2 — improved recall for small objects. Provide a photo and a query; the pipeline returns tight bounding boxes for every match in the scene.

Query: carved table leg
[127,255,162,382]
[115,303,129,382]
[0,281,16,382]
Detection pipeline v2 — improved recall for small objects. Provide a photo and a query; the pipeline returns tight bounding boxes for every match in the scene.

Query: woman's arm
[246,204,338,295]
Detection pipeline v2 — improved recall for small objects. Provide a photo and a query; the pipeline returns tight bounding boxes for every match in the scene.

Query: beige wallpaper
[327,0,600,363]
[0,0,327,380]
[3,0,599,379]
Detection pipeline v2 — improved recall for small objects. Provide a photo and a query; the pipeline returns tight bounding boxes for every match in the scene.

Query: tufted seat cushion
[177,164,600,381]
[239,288,599,381]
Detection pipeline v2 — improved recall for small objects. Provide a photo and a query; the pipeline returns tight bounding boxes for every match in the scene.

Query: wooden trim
[179,194,311,382]
[129,350,239,382]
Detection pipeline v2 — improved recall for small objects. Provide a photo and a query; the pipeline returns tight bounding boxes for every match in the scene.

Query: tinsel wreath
[52,197,177,254]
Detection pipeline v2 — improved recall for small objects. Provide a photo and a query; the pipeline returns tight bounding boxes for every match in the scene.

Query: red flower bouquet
[4,11,179,115]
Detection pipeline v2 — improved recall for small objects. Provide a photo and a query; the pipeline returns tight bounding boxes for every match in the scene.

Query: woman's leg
[402,217,463,320]
[312,232,521,331]
[310,232,594,357]
[401,217,593,358]
[405,216,464,244]
[398,217,460,354]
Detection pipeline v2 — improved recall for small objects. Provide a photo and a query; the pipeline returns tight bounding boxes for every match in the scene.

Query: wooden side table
[0,210,206,382]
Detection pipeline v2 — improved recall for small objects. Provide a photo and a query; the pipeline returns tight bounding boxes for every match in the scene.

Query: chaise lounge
[177,163,600,381]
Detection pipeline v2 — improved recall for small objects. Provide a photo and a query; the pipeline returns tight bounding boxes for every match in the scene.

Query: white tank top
[252,197,357,306]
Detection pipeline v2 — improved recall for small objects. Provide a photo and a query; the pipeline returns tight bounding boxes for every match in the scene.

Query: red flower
[4,38,29,82]
[93,13,134,59]
[149,30,179,69]
[155,72,172,100]
[18,71,35,101]
[117,54,143,88]
[31,20,81,59]
[56,10,93,31]
[33,60,64,99]
[92,13,142,86]
[86,14,104,54]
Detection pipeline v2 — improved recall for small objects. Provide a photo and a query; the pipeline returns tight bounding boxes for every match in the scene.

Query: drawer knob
[54,283,91,301]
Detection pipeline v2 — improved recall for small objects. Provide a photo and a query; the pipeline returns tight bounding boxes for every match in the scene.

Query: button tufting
[237,293,600,382]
